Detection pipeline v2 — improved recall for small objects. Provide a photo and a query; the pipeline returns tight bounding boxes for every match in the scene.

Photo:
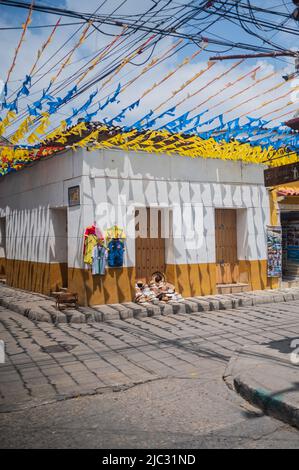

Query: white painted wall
[0,146,270,269]
[0,148,84,264]
[81,148,269,268]
[49,208,68,263]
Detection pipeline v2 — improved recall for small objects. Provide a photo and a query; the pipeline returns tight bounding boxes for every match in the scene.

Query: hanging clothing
[107,238,125,268]
[105,225,126,241]
[83,224,104,255]
[99,245,108,274]
[92,245,99,275]
[84,225,96,237]
[95,226,104,241]
[92,244,108,275]
[84,234,98,265]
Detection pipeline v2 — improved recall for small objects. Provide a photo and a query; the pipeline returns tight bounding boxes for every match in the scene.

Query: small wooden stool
[54,292,78,310]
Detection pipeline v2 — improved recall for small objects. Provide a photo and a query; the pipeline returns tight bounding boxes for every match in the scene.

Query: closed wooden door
[215,209,239,284]
[135,208,165,281]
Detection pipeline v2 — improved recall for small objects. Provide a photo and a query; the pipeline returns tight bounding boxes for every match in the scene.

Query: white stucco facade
[0,147,270,270]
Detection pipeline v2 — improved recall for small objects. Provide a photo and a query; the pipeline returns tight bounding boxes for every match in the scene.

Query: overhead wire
[1,0,298,160]
[5,0,187,135]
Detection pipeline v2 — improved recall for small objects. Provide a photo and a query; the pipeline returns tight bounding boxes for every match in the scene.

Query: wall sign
[267,225,282,277]
[68,185,80,207]
[264,161,299,187]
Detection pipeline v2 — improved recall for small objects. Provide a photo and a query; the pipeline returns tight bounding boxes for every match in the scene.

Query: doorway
[50,208,68,288]
[135,207,166,281]
[281,211,299,279]
[215,208,239,284]
[0,217,6,278]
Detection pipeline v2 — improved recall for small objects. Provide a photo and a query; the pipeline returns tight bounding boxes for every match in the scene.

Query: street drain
[41,344,76,354]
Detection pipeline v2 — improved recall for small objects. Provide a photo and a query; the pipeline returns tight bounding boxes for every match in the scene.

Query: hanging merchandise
[134,272,184,304]
[105,225,126,241]
[83,223,104,265]
[84,233,98,265]
[84,222,104,241]
[267,226,282,277]
[105,225,126,268]
[107,238,125,268]
[92,242,108,275]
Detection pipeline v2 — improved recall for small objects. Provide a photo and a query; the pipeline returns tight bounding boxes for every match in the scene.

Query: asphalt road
[1,301,299,448]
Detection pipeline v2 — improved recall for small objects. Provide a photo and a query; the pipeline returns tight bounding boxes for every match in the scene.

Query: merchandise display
[135,272,184,304]
[105,225,126,268]
[83,223,126,273]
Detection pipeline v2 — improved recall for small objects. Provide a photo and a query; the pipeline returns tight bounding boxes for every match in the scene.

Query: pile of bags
[135,272,184,304]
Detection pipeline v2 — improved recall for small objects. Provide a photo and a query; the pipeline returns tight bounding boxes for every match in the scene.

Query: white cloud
[0,0,298,139]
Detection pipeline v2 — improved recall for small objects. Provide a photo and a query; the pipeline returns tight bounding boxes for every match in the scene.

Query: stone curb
[1,284,299,325]
[233,376,299,430]
[224,345,299,430]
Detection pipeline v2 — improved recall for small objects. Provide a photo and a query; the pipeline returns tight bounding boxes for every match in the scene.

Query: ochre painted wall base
[68,263,218,305]
[4,259,67,295]
[68,266,136,306]
[166,260,274,297]
[165,263,217,297]
[238,259,278,290]
[2,258,277,306]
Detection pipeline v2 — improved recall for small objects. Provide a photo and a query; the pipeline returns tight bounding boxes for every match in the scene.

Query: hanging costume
[83,224,104,265]
[83,224,126,271]
[92,244,108,275]
[105,225,126,268]
[105,225,126,241]
[107,239,125,267]
[84,234,98,265]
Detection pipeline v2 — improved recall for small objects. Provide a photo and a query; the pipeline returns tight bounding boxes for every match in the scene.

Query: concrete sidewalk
[224,342,299,430]
[1,282,299,324]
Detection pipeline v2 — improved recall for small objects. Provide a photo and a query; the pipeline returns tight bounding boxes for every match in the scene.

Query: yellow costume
[105,225,126,240]
[84,234,98,264]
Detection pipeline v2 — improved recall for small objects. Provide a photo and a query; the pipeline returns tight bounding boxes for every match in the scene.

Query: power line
[1,0,294,53]
[5,0,187,131]
[2,0,298,141]
[0,21,85,30]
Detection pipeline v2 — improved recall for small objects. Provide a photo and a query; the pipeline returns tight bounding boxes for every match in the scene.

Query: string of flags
[0,10,298,178]
[1,119,297,176]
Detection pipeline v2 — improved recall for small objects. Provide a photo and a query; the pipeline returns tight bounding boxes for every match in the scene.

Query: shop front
[278,185,299,280]
[0,146,275,306]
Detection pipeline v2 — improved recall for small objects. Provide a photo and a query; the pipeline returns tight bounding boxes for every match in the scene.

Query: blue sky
[0,0,298,135]
[0,1,296,64]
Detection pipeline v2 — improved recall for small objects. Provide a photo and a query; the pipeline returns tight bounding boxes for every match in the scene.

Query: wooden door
[215,209,239,284]
[135,208,165,281]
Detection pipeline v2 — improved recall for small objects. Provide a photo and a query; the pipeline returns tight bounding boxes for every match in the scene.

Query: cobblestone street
[2,300,299,411]
[1,299,299,448]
